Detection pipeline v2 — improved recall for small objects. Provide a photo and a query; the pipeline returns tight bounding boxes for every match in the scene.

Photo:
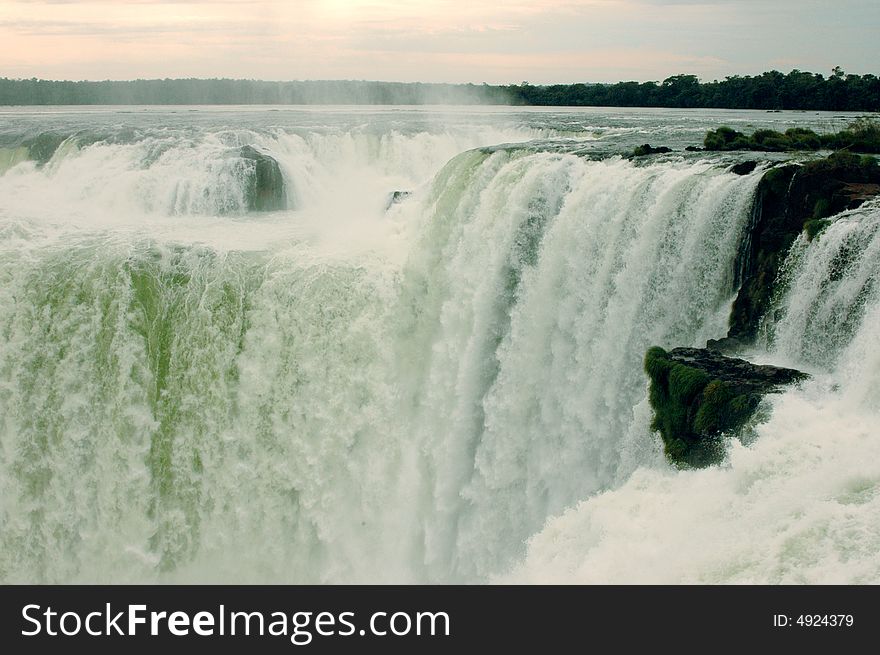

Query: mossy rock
[803,218,831,241]
[644,347,807,468]
[704,126,746,151]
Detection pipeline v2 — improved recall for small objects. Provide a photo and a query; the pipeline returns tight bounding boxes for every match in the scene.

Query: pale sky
[1,0,877,83]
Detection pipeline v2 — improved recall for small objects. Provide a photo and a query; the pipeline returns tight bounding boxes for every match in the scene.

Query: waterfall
[396,151,760,579]
[0,127,767,582]
[506,202,880,584]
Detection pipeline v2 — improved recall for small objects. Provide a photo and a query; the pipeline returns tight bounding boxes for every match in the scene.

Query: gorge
[0,106,877,584]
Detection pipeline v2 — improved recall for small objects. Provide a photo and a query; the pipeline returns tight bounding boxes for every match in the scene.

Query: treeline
[0,78,510,106]
[1,69,879,110]
[510,70,880,111]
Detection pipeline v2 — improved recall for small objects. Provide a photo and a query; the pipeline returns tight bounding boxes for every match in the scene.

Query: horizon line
[2,69,874,87]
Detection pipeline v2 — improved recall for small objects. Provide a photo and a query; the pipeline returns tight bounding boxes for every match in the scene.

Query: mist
[0,78,514,106]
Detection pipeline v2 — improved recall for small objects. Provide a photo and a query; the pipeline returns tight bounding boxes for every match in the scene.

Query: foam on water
[1,109,876,583]
[504,204,880,584]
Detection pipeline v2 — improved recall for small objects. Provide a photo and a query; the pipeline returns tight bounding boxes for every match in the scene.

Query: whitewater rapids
[0,107,876,584]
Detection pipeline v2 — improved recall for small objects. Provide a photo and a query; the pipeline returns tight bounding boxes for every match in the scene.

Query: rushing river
[0,106,876,583]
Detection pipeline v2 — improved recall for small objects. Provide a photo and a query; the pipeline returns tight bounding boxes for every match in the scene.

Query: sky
[0,0,878,84]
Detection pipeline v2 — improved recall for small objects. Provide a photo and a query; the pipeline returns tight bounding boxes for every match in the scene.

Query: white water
[506,202,880,584]
[396,152,760,580]
[0,108,876,583]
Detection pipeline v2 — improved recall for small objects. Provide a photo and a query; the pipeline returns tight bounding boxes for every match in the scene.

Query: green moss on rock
[804,218,831,241]
[704,126,746,151]
[645,347,807,468]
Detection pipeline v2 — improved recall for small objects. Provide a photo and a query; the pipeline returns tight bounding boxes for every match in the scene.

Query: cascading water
[0,107,876,584]
[395,151,761,580]
[505,201,880,584]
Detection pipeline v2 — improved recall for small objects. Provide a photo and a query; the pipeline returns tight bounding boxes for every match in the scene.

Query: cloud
[9,1,260,4]
[0,0,876,82]
[1,18,262,36]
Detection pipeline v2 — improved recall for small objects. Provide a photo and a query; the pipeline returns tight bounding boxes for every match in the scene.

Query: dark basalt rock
[239,145,286,212]
[685,146,704,152]
[633,144,672,156]
[705,335,746,354]
[644,346,808,468]
[729,160,758,176]
[727,152,880,342]
[385,190,412,210]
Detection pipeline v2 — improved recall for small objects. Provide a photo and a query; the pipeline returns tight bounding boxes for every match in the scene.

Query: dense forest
[510,69,880,111]
[1,69,878,110]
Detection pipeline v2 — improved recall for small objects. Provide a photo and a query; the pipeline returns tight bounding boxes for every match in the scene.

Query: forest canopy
[1,69,878,110]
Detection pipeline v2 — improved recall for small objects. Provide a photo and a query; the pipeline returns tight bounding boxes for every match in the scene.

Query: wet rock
[727,152,880,342]
[644,346,808,467]
[633,144,672,156]
[239,145,286,212]
[729,161,758,176]
[385,190,412,210]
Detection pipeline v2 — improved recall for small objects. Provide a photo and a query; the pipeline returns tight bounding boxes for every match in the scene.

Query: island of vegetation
[703,117,880,154]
